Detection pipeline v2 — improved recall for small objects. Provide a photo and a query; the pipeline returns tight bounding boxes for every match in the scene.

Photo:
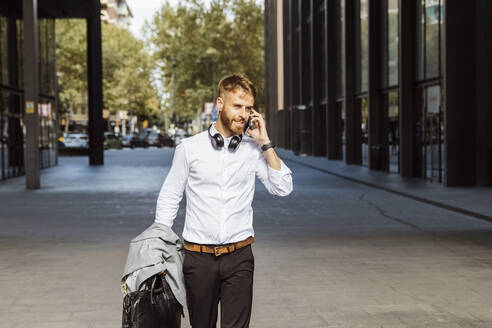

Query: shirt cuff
[268,159,292,177]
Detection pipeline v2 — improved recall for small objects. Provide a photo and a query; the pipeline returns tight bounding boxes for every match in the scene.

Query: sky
[125,0,178,40]
[125,0,217,40]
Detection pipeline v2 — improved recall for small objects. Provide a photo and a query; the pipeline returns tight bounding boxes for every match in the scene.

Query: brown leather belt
[184,236,254,257]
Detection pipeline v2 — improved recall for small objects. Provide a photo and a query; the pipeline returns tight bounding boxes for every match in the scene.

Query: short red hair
[218,74,256,99]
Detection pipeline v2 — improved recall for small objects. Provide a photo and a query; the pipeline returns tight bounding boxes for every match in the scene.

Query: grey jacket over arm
[121,223,186,308]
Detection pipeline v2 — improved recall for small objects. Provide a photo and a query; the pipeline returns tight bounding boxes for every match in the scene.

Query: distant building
[101,0,133,28]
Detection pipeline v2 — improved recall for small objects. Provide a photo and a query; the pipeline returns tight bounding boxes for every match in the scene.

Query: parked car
[145,132,175,148]
[138,131,151,147]
[104,132,123,150]
[63,133,88,148]
[160,132,176,147]
[122,134,148,148]
[172,129,187,146]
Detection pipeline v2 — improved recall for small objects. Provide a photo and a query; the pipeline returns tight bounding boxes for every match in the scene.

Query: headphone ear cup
[228,135,242,151]
[208,124,224,149]
[214,134,224,149]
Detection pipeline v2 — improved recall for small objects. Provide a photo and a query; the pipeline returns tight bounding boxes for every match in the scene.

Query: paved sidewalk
[278,149,492,221]
[1,148,492,327]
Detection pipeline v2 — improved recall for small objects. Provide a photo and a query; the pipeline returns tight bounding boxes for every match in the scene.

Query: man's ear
[216,97,223,112]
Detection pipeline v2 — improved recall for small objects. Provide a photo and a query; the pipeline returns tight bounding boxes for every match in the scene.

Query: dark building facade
[264,0,492,187]
[0,6,57,181]
[0,0,103,188]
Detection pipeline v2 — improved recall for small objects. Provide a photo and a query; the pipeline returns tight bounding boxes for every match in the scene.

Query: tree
[55,19,87,115]
[146,0,265,122]
[56,20,161,123]
[101,23,160,122]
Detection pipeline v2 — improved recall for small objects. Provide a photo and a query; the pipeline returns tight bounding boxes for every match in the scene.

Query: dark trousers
[183,244,255,328]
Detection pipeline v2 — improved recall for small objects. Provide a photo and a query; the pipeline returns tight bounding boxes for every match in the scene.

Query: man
[155,74,293,327]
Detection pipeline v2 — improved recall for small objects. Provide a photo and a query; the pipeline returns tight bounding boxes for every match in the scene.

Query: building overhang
[0,0,101,19]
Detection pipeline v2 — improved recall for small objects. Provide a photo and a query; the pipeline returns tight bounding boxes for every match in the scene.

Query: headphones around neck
[208,124,243,151]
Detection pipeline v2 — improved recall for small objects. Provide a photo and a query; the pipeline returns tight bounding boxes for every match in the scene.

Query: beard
[220,112,245,136]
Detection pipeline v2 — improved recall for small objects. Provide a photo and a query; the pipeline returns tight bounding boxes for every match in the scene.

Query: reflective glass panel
[387,0,398,86]
[387,91,399,173]
[336,0,345,98]
[319,4,327,99]
[359,0,368,92]
[361,97,368,166]
[425,0,440,78]
[416,0,425,80]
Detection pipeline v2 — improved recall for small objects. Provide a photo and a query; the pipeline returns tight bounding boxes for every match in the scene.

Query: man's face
[217,88,254,136]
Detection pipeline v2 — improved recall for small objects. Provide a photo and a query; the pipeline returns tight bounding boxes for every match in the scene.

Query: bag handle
[150,275,158,305]
[149,271,168,303]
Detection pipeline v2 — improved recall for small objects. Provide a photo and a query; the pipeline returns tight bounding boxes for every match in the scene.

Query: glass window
[16,19,23,90]
[0,18,8,86]
[38,99,56,168]
[336,0,344,98]
[360,97,369,166]
[425,0,440,78]
[39,19,46,94]
[339,101,346,161]
[358,0,369,93]
[39,19,56,97]
[0,16,57,180]
[387,91,399,173]
[0,90,6,180]
[301,0,311,104]
[417,0,425,80]
[319,3,327,100]
[283,0,290,108]
[422,85,443,182]
[416,0,442,81]
[1,90,25,179]
[387,0,398,86]
[292,0,300,105]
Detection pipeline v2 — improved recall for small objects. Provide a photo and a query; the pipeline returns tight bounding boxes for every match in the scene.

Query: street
[1,147,492,327]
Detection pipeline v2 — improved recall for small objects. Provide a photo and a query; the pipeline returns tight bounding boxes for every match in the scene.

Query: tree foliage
[146,0,264,122]
[55,19,87,114]
[56,20,160,122]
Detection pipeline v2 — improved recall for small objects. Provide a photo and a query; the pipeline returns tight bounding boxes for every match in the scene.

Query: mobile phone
[244,116,257,135]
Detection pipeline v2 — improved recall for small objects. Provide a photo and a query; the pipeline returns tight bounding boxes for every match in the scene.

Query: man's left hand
[247,109,271,146]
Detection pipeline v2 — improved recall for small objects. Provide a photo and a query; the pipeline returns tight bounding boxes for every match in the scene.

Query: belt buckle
[214,246,222,257]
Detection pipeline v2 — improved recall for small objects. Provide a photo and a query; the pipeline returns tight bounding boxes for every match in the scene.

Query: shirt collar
[211,122,235,143]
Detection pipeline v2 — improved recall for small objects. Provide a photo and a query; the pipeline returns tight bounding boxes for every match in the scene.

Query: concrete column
[285,0,293,150]
[344,0,361,164]
[23,0,40,189]
[444,0,477,186]
[299,0,312,156]
[368,0,384,170]
[87,15,104,166]
[326,0,342,160]
[311,0,326,157]
[290,0,301,155]
[398,0,418,177]
[475,0,492,186]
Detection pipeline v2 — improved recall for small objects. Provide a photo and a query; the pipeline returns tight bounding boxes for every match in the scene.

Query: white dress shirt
[155,123,293,245]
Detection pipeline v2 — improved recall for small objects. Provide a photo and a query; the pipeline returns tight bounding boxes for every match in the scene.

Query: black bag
[122,273,182,328]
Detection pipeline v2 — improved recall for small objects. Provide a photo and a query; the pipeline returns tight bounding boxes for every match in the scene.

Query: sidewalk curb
[283,156,492,224]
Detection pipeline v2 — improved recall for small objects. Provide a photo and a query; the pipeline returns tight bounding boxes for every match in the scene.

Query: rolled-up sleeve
[155,143,189,227]
[255,155,293,196]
